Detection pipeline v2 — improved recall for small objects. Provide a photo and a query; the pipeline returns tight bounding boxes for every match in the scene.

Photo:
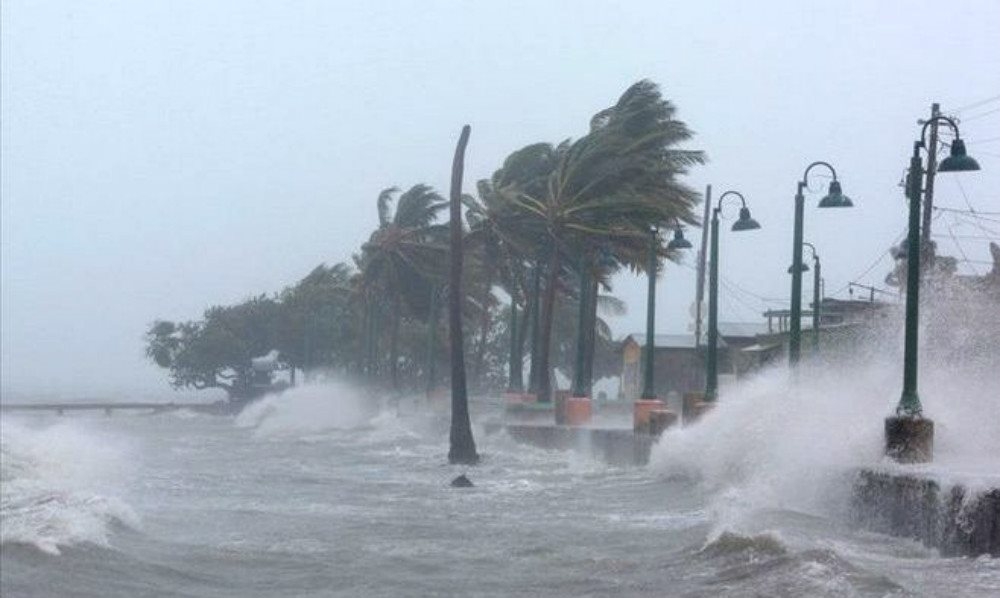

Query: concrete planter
[565,397,592,426]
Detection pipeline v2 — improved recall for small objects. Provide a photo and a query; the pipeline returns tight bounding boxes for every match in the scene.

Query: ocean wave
[0,420,138,555]
[234,382,377,437]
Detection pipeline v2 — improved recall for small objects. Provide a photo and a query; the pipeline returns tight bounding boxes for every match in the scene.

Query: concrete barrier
[505,424,657,466]
[851,469,1000,557]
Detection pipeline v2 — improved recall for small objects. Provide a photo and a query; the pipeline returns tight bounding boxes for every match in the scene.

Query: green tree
[146,295,282,400]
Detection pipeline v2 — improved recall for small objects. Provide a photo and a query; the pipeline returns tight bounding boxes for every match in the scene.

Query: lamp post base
[634,399,665,432]
[647,408,679,436]
[885,415,934,463]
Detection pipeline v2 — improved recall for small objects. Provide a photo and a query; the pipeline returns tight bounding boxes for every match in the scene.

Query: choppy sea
[3,378,999,597]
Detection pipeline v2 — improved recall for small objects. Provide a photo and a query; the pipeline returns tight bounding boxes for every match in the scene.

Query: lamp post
[633,225,691,433]
[789,163,852,366]
[788,242,821,354]
[706,191,761,401]
[886,116,980,463]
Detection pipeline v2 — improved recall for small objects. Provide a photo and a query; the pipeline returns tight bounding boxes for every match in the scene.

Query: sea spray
[649,292,1000,539]
[0,419,138,555]
[234,381,377,437]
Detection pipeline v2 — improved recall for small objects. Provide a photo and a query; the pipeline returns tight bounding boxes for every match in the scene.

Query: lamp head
[666,227,693,250]
[818,180,853,208]
[938,139,981,172]
[787,263,810,274]
[731,207,761,231]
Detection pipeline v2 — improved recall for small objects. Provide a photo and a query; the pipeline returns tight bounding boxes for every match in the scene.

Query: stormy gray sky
[3,0,999,397]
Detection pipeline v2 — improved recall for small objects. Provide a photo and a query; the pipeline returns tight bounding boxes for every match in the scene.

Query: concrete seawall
[504,424,656,466]
[852,469,1000,557]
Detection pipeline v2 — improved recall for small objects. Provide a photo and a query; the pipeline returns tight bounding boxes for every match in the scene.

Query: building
[619,323,770,401]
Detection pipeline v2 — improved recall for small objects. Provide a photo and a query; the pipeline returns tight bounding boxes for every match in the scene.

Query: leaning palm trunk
[448,125,479,465]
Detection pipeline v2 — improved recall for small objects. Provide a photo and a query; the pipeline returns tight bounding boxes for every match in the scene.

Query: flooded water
[2,379,999,597]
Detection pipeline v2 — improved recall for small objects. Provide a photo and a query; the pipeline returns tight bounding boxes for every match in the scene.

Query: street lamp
[706,191,761,401]
[638,226,693,400]
[789,162,852,366]
[788,242,821,354]
[886,115,980,463]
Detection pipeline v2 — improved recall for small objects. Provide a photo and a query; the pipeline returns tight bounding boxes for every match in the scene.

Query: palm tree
[504,80,705,402]
[448,125,479,465]
[360,184,448,391]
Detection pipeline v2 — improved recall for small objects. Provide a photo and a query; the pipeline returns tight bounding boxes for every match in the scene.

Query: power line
[931,206,1000,216]
[959,107,1000,122]
[951,94,1000,114]
[966,135,1000,145]
[931,233,1000,241]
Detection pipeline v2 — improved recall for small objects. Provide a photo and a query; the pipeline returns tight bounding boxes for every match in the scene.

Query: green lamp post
[788,242,821,354]
[886,115,980,463]
[789,163,852,367]
[638,226,692,400]
[705,191,761,401]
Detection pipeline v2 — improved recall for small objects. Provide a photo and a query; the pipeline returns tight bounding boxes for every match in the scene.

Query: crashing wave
[0,420,138,555]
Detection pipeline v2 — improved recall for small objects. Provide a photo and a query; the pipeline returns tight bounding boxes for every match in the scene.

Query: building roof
[623,333,726,349]
[717,321,771,338]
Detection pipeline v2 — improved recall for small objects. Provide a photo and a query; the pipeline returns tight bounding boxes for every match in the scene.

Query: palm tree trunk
[390,295,401,391]
[527,261,543,394]
[425,284,439,396]
[472,261,494,391]
[582,276,599,396]
[571,260,590,397]
[447,125,478,465]
[536,247,560,403]
[507,302,523,392]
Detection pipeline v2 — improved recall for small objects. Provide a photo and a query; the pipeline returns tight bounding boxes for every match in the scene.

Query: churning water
[2,369,998,597]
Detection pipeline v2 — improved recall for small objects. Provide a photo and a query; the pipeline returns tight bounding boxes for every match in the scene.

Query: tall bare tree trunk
[448,125,479,465]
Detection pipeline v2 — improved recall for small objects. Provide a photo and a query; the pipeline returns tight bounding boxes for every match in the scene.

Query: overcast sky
[3,0,999,397]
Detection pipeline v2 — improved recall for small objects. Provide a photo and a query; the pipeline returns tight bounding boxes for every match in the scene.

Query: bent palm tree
[505,80,705,402]
[360,184,448,391]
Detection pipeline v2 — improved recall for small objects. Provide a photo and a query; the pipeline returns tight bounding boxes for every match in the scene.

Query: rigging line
[950,94,1000,114]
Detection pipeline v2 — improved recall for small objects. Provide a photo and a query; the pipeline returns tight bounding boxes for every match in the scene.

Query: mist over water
[2,294,999,596]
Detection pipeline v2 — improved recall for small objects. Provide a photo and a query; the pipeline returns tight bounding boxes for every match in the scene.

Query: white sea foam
[0,419,139,555]
[234,381,376,437]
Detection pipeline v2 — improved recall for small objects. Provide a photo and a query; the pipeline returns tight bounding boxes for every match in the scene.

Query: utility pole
[694,184,711,347]
[920,103,941,269]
